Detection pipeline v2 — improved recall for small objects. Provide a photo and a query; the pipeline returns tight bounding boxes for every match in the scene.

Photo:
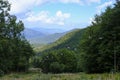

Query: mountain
[23,28,67,47]
[23,28,46,39]
[29,27,66,35]
[35,28,85,52]
[29,32,66,46]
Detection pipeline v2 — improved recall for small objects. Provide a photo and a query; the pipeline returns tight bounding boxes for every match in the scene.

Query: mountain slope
[23,28,67,47]
[24,28,46,39]
[35,29,85,52]
[29,32,66,46]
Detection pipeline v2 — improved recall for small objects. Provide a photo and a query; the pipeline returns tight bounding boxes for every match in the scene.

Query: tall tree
[0,0,34,74]
[80,0,120,73]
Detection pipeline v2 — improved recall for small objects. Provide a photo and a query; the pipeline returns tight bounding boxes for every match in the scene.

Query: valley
[0,0,120,79]
[24,28,67,47]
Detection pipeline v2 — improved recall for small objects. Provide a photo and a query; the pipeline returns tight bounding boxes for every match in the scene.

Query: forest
[0,0,120,78]
[0,0,34,76]
[33,0,120,73]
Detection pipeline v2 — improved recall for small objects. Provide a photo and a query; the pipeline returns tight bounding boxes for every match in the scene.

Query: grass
[0,72,120,80]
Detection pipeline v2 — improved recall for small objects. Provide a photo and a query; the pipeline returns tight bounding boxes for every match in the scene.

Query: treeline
[80,0,120,73]
[33,0,120,73]
[39,29,85,53]
[33,29,85,73]
[0,0,34,76]
[33,49,77,73]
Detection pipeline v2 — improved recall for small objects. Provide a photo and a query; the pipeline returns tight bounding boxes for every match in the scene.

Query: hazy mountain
[29,27,66,35]
[34,28,85,52]
[23,28,46,39]
[29,32,66,45]
[23,28,67,47]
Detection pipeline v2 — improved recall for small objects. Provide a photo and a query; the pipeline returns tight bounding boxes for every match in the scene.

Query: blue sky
[8,0,115,31]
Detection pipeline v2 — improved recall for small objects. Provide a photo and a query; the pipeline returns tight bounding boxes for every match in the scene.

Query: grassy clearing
[0,72,120,80]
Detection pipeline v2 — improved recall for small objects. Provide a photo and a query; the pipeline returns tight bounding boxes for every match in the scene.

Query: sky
[8,0,115,31]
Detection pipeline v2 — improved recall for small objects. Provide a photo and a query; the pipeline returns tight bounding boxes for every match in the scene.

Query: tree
[50,62,65,73]
[57,49,77,72]
[0,0,34,74]
[80,0,120,73]
[36,49,77,73]
[40,51,58,73]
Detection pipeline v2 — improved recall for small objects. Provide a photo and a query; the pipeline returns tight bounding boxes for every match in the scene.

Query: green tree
[50,62,65,73]
[80,0,120,73]
[57,49,77,72]
[0,0,34,74]
[37,49,77,73]
[40,51,58,73]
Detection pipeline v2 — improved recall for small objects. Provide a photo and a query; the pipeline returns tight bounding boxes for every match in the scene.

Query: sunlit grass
[0,72,120,80]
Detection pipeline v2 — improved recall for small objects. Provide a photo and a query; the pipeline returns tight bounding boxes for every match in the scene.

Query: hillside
[35,29,85,52]
[23,28,46,39]
[23,28,67,47]
[29,32,66,46]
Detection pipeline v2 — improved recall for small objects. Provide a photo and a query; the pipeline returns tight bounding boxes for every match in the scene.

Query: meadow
[0,72,120,80]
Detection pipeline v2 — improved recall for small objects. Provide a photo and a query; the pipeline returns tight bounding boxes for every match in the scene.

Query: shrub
[50,62,65,73]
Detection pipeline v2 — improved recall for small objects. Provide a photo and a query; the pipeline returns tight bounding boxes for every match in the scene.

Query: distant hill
[23,28,67,47]
[31,27,66,35]
[23,28,46,39]
[35,29,85,52]
[29,32,66,47]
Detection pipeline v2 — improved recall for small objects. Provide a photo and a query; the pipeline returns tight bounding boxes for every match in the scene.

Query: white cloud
[8,0,103,14]
[8,0,49,14]
[24,11,71,26]
[87,0,100,3]
[97,1,113,14]
[8,0,82,14]
[59,0,82,4]
[85,0,101,5]
[56,11,70,19]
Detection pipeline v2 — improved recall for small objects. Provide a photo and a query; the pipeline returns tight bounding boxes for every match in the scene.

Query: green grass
[0,72,120,80]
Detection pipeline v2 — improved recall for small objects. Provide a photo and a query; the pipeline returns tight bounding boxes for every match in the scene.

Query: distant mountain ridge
[35,28,85,52]
[23,28,67,47]
[23,28,46,39]
[28,32,66,45]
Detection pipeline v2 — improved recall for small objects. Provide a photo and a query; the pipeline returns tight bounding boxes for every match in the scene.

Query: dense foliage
[0,0,34,75]
[37,29,85,52]
[80,0,120,73]
[33,29,85,73]
[33,49,77,73]
[33,0,120,73]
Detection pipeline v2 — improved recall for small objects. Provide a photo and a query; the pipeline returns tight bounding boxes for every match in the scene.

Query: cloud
[97,1,113,14]
[8,0,49,14]
[8,0,82,14]
[59,0,82,4]
[87,0,101,3]
[8,0,101,15]
[84,0,101,5]
[24,10,71,26]
[59,0,100,4]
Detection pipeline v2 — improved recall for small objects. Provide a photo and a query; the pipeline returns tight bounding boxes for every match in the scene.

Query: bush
[39,49,77,73]
[57,49,77,72]
[50,62,65,73]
